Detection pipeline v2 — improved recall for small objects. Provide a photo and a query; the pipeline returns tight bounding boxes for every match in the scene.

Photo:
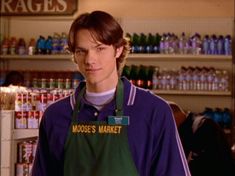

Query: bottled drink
[217,35,224,55]
[36,36,46,54]
[220,70,229,91]
[146,33,154,53]
[9,37,17,55]
[52,33,60,54]
[191,33,201,55]
[209,34,217,55]
[159,33,166,54]
[28,38,36,55]
[224,35,232,55]
[17,38,27,55]
[129,65,139,86]
[45,36,53,54]
[131,33,139,53]
[192,67,199,90]
[147,66,155,89]
[122,65,131,80]
[136,65,146,88]
[223,108,232,128]
[152,66,160,89]
[179,32,186,54]
[213,108,223,127]
[207,67,215,91]
[139,33,147,53]
[202,35,209,54]
[60,32,68,54]
[212,70,220,91]
[153,33,161,53]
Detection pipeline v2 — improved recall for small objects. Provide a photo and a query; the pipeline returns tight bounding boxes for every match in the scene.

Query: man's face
[74,29,122,92]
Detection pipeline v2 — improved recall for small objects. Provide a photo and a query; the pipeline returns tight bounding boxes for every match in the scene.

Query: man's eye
[75,49,86,56]
[97,47,105,52]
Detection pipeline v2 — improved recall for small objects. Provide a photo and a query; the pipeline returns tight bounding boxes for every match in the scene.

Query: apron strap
[115,79,124,116]
[72,86,85,122]
[72,79,124,122]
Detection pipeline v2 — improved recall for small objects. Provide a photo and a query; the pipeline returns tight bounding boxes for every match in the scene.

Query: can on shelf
[15,163,29,176]
[15,111,27,129]
[18,141,33,163]
[27,111,39,129]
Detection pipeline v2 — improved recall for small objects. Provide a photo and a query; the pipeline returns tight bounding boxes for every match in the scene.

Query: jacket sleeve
[31,113,64,176]
[150,104,191,176]
[31,114,51,176]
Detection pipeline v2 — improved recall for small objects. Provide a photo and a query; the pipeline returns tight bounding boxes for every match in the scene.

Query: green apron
[64,80,138,176]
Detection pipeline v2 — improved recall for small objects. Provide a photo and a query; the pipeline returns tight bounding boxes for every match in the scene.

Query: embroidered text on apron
[63,80,138,176]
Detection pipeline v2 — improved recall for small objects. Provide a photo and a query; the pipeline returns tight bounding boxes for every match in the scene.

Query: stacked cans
[14,89,74,129]
[16,140,37,176]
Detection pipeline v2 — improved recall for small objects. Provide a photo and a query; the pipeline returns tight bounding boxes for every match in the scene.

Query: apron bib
[64,80,138,176]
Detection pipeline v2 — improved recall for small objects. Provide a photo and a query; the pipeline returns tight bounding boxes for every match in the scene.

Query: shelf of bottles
[126,32,232,56]
[122,65,231,96]
[128,53,232,62]
[0,54,73,60]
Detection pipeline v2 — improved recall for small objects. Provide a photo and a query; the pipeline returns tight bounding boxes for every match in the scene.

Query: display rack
[0,15,234,176]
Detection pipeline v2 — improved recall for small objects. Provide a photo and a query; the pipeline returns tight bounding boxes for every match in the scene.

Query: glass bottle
[129,65,139,86]
[152,66,160,89]
[224,35,232,55]
[202,35,209,54]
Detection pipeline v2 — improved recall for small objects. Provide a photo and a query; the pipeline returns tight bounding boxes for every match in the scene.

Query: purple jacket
[32,77,191,176]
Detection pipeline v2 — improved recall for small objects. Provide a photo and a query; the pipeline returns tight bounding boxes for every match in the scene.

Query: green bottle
[122,65,131,80]
[129,65,139,85]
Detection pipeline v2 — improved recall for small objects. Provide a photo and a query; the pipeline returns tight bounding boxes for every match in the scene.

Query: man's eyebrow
[94,43,105,48]
[75,46,87,50]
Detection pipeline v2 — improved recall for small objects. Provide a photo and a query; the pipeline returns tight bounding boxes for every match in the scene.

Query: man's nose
[85,50,96,64]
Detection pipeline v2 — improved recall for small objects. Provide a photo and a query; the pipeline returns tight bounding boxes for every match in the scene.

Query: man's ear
[115,46,124,58]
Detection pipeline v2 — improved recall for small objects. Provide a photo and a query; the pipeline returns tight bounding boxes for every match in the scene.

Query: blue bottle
[224,35,232,55]
[213,108,223,127]
[202,35,209,54]
[222,108,232,128]
[159,33,166,54]
[217,35,224,55]
[36,36,46,54]
[209,35,217,55]
[45,36,53,54]
[202,107,214,119]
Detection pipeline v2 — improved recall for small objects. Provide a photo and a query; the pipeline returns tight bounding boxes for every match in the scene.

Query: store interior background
[1,0,234,41]
[1,0,235,145]
[0,0,235,175]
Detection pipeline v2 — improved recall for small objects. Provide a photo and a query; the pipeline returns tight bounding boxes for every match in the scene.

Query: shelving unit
[126,53,234,113]
[0,12,234,176]
[1,53,233,113]
[13,129,38,140]
[0,54,77,71]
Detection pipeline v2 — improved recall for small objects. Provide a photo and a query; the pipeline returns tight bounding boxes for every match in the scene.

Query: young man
[32,11,191,176]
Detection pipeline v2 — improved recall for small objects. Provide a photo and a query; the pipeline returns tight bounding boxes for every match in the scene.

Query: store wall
[77,0,234,18]
[1,0,234,42]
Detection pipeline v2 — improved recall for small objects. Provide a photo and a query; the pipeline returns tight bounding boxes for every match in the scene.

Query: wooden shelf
[13,129,38,140]
[0,54,73,60]
[1,54,231,61]
[151,90,232,96]
[128,54,232,62]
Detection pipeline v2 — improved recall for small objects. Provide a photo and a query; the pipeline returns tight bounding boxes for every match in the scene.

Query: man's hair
[68,10,130,75]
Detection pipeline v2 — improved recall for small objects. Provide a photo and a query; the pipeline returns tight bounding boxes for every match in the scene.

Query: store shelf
[1,54,232,62]
[13,129,38,140]
[128,54,232,62]
[152,90,232,96]
[0,54,73,60]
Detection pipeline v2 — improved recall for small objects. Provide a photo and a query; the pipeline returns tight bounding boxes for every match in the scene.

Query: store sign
[0,0,78,16]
